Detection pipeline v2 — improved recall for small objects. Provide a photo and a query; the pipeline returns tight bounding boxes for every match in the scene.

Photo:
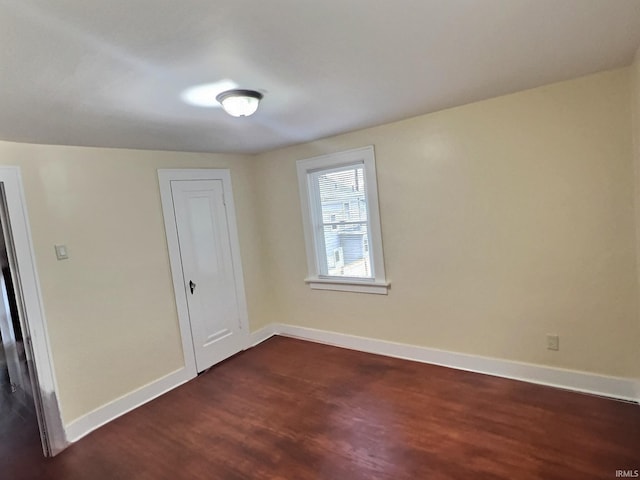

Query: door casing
[0,167,67,456]
[158,169,251,378]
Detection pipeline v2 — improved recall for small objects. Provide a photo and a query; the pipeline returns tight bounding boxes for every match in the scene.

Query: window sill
[304,277,389,295]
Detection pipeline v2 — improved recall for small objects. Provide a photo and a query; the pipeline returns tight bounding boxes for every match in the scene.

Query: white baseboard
[271,323,639,403]
[63,322,638,448]
[64,367,193,443]
[247,324,277,348]
[65,325,277,445]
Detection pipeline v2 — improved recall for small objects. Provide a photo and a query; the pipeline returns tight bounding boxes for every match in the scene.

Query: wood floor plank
[2,336,638,479]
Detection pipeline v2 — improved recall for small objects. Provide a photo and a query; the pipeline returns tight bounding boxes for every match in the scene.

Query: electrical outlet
[547,334,559,351]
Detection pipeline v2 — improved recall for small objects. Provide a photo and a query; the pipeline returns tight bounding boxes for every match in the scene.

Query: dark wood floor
[0,342,43,474]
[3,336,639,479]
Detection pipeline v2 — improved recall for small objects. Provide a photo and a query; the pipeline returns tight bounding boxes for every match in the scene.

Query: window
[296,146,388,294]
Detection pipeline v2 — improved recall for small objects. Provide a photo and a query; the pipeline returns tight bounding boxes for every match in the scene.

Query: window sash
[308,163,374,279]
[321,220,367,227]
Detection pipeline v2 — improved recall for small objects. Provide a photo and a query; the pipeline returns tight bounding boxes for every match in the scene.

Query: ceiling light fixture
[216,89,263,117]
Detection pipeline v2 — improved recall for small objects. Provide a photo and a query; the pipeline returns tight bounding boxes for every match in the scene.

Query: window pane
[318,166,368,223]
[315,165,371,278]
[322,224,372,278]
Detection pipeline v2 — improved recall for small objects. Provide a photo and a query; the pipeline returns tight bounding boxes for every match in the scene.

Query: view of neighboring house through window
[312,165,371,278]
[297,146,388,294]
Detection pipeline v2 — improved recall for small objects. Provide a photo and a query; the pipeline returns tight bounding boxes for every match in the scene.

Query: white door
[171,179,245,372]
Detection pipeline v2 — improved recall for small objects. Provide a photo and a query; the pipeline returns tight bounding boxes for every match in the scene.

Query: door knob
[189,280,196,294]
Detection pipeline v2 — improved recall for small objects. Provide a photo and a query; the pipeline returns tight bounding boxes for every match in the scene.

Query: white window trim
[297,146,389,295]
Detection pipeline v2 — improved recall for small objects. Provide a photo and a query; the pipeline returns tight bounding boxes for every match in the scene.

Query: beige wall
[632,48,640,381]
[0,141,263,423]
[255,68,640,378]
[1,64,639,426]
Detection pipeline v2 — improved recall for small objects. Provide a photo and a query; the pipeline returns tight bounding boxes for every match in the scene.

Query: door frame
[158,169,250,376]
[0,167,67,456]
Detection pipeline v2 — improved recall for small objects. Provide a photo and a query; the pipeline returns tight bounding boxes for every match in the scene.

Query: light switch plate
[546,334,559,351]
[54,244,69,260]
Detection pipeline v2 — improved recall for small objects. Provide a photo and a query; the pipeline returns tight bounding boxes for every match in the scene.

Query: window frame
[296,146,389,295]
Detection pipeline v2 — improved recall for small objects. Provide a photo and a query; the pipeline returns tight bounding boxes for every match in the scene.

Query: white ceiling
[1,0,640,154]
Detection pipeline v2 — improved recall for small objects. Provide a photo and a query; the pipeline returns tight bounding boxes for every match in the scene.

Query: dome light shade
[216,89,263,117]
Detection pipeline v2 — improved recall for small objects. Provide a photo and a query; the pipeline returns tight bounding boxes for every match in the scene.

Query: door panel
[171,179,244,372]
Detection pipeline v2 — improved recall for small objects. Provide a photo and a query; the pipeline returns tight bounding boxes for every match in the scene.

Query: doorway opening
[0,168,67,457]
[0,218,43,457]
